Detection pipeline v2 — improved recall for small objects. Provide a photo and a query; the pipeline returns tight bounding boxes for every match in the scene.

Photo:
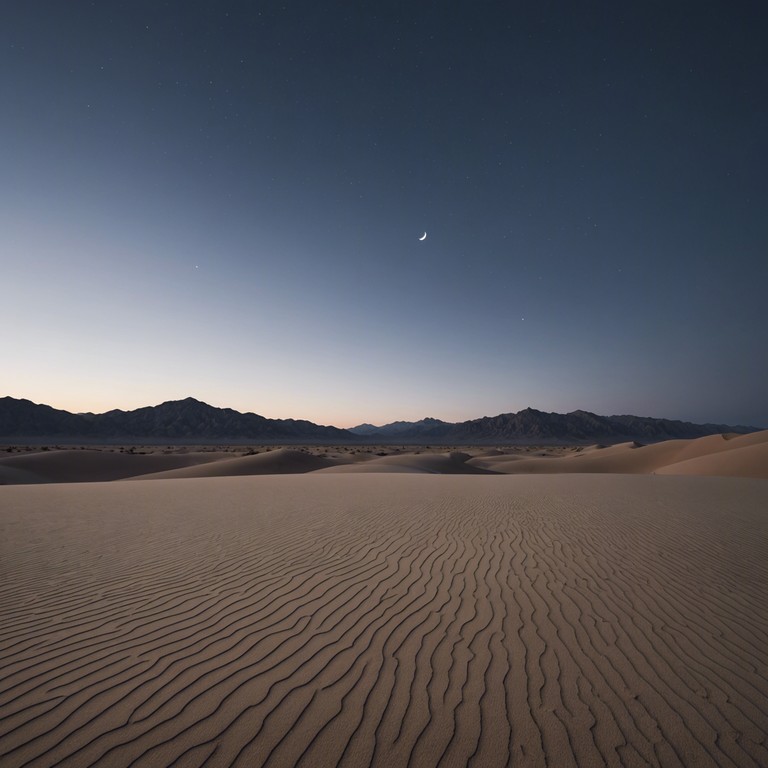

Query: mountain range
[349,410,760,442]
[0,396,760,444]
[0,397,349,442]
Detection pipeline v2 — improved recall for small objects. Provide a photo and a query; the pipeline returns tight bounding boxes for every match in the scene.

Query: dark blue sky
[3,2,767,426]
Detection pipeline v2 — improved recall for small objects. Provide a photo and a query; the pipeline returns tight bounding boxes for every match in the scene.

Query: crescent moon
[419,232,427,241]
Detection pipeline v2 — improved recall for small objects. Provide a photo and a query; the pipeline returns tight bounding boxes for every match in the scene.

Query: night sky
[3,2,767,427]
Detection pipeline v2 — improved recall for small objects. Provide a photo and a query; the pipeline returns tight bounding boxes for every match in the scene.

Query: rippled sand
[1,474,767,767]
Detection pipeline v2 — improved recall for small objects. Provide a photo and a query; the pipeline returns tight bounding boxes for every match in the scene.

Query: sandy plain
[1,434,767,767]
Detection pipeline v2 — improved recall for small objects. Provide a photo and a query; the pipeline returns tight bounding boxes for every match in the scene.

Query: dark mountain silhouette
[0,397,350,442]
[346,423,379,435]
[0,397,89,437]
[348,417,450,436]
[350,407,758,443]
[0,397,759,443]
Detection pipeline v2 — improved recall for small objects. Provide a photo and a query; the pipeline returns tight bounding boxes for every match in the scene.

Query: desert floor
[1,472,766,768]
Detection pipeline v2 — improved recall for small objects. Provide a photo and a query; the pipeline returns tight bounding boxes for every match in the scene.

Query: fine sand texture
[1,474,767,767]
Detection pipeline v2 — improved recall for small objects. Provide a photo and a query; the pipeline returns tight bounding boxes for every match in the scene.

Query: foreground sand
[1,474,767,767]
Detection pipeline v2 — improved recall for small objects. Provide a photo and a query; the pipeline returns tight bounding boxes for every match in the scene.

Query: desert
[5,0,767,765]
[1,433,767,767]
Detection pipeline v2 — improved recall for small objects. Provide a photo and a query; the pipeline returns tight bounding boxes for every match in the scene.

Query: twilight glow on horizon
[3,3,767,428]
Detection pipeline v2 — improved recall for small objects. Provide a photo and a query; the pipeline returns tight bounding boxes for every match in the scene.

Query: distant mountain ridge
[348,417,449,436]
[0,397,760,443]
[354,407,759,442]
[0,397,349,442]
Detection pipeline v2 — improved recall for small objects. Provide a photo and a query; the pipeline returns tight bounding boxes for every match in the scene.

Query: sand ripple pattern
[1,474,767,767]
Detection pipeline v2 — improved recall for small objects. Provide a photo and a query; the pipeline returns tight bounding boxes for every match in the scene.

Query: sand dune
[649,431,768,478]
[131,448,345,479]
[318,463,428,474]
[467,441,683,475]
[318,451,497,475]
[468,431,768,477]
[656,440,768,478]
[720,429,768,448]
[0,449,227,484]
[1,430,766,484]
[0,464,44,485]
[1,474,767,767]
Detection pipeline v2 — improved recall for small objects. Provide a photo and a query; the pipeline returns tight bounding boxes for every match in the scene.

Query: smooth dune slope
[130,448,346,479]
[0,464,44,485]
[317,451,497,475]
[656,440,768,478]
[1,474,767,768]
[0,449,227,483]
[467,431,768,477]
[725,429,768,448]
[466,442,678,475]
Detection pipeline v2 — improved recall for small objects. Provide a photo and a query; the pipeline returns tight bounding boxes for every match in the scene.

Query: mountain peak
[159,396,210,407]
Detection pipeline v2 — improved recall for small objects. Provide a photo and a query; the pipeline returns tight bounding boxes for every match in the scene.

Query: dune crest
[131,448,345,479]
